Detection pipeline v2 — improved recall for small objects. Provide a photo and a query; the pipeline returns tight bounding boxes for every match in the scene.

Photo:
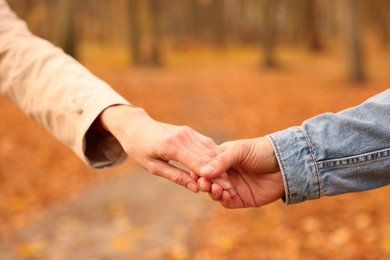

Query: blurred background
[1,0,390,259]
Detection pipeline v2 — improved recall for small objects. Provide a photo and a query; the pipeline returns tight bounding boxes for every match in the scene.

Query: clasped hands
[100,105,285,208]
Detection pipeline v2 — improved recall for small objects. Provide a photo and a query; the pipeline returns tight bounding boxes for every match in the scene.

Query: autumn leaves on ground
[1,44,390,259]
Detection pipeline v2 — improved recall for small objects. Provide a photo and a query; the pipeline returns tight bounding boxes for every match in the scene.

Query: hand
[197,137,285,208]
[99,105,234,193]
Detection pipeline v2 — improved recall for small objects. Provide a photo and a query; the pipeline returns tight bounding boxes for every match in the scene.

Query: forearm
[268,89,390,204]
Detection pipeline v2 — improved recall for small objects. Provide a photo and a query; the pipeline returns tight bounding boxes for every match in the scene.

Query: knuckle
[163,146,178,160]
[146,164,159,175]
[177,125,192,138]
[163,134,177,146]
[170,171,184,185]
[222,141,234,148]
[191,158,208,170]
[212,155,226,167]
[161,139,179,158]
[202,151,215,161]
[203,136,215,146]
[179,125,191,132]
[143,160,162,176]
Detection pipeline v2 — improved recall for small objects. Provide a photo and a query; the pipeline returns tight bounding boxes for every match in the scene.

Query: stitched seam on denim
[297,127,322,199]
[267,135,291,204]
[318,148,390,170]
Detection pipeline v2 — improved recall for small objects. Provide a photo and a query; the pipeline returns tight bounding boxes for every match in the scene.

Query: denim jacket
[268,89,390,204]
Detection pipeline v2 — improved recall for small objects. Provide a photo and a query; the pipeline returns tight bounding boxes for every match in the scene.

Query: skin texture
[198,137,285,208]
[99,104,235,194]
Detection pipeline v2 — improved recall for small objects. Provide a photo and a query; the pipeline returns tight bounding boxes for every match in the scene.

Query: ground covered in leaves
[1,44,390,259]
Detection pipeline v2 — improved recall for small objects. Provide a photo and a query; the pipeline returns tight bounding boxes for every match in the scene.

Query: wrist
[99,105,151,138]
[257,137,281,172]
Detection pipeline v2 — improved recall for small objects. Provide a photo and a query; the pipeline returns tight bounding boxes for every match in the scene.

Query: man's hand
[197,137,285,208]
[99,105,234,194]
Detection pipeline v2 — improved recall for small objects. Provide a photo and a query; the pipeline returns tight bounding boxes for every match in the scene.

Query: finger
[201,177,237,197]
[185,130,218,159]
[176,128,225,173]
[185,133,236,192]
[147,159,199,193]
[209,172,237,197]
[221,190,232,202]
[162,130,214,173]
[219,173,237,197]
[198,143,239,179]
[190,171,200,181]
[175,130,220,173]
[198,177,211,192]
[167,147,209,173]
[220,192,243,209]
[209,176,232,190]
[192,131,224,156]
[174,126,217,159]
[209,183,223,201]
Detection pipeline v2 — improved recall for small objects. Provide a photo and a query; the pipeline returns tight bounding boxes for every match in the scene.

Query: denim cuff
[267,127,322,204]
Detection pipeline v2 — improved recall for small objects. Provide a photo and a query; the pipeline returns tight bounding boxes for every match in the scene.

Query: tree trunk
[212,0,226,45]
[375,0,390,48]
[342,0,366,82]
[260,0,277,68]
[128,0,142,65]
[54,0,77,58]
[303,0,322,51]
[149,0,164,66]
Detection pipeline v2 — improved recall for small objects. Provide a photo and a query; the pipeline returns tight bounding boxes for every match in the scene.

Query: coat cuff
[73,90,130,169]
[267,127,322,204]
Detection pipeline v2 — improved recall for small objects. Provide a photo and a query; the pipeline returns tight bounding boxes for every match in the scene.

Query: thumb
[198,142,239,179]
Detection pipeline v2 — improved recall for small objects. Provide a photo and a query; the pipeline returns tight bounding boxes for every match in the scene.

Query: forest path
[1,169,216,260]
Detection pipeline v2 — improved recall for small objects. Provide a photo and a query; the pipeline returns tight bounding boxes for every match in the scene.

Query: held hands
[99,105,284,208]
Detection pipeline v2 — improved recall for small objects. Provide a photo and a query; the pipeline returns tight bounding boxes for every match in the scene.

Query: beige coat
[0,0,129,168]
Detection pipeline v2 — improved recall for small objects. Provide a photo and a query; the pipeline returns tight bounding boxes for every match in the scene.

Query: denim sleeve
[267,89,390,204]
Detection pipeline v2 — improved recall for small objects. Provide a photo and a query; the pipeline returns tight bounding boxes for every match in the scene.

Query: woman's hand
[99,105,235,194]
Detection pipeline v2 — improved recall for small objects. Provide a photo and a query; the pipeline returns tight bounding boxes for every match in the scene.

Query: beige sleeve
[0,0,130,168]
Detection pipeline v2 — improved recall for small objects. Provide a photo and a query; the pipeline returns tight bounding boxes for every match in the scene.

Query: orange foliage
[1,44,390,258]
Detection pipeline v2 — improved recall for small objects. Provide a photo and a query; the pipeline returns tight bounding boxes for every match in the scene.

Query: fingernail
[200,165,215,176]
[229,187,237,197]
[220,179,232,189]
[187,183,198,193]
